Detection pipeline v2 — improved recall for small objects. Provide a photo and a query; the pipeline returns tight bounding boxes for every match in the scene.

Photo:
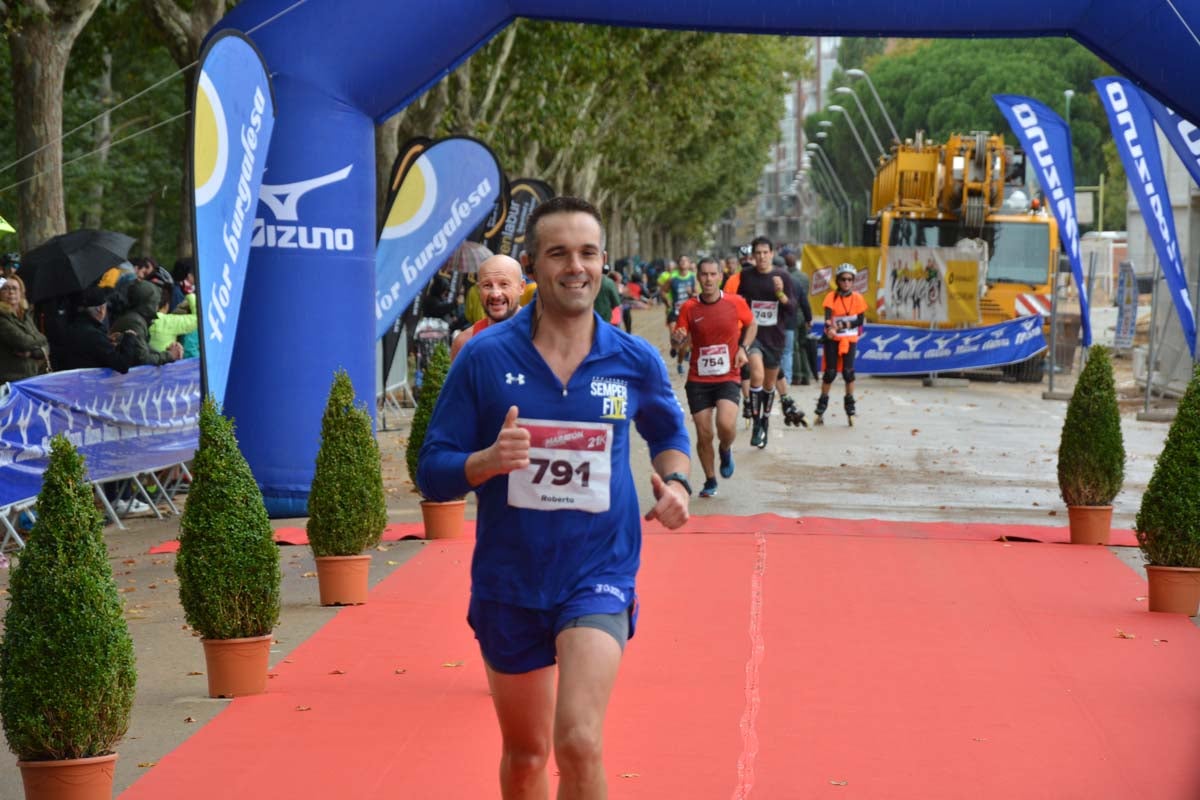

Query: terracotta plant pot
[18,752,117,800]
[1066,505,1113,545]
[1145,565,1200,615]
[201,633,273,698]
[314,554,371,605]
[420,498,468,539]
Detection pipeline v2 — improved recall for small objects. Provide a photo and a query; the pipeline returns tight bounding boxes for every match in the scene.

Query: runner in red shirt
[672,257,757,497]
[450,254,524,361]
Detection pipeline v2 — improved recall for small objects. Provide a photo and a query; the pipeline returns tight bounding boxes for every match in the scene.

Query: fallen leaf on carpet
[1115,629,1135,639]
[442,660,465,668]
[830,780,848,786]
[619,773,640,778]
[1134,596,1148,602]
[295,705,312,712]
[1153,639,1169,645]
[268,673,279,679]
[395,668,407,674]
[329,669,346,675]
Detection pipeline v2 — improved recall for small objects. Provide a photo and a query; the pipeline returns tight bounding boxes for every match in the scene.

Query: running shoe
[749,419,765,449]
[719,448,734,479]
[677,362,685,375]
[669,347,677,358]
[699,478,718,498]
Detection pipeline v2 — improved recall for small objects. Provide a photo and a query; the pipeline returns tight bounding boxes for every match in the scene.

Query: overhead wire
[0,0,308,196]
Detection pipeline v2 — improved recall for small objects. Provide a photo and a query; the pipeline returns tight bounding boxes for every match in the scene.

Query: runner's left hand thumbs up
[489,405,530,476]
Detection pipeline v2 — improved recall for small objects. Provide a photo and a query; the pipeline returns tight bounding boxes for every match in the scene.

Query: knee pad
[842,369,856,383]
[822,368,838,384]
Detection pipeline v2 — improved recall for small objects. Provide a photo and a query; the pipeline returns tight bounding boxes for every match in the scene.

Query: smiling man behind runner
[450,254,525,361]
[417,196,691,800]
[672,256,756,497]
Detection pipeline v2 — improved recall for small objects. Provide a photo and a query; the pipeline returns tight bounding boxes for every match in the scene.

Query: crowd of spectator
[0,252,198,388]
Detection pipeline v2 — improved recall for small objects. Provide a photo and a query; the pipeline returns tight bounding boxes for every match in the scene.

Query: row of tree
[0,5,805,265]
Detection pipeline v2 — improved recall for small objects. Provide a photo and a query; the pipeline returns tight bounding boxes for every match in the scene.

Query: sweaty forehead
[478,261,522,284]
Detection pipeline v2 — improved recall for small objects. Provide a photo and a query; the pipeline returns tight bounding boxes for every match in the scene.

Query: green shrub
[405,342,454,498]
[1135,364,1200,567]
[1057,345,1125,506]
[0,436,136,761]
[306,369,387,556]
[176,397,281,639]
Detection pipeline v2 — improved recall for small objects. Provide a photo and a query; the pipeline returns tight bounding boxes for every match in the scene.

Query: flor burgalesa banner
[191,30,276,404]
[1095,77,1196,357]
[374,136,503,339]
[994,94,1091,347]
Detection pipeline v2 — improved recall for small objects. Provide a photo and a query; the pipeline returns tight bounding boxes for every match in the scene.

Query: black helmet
[149,265,174,286]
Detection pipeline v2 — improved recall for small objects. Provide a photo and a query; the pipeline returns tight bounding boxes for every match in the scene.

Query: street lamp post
[799,167,842,244]
[846,67,900,144]
[834,86,886,158]
[828,104,876,173]
[1063,88,1075,126]
[807,142,854,244]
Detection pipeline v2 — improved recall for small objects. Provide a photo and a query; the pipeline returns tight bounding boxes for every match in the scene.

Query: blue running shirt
[417,304,690,609]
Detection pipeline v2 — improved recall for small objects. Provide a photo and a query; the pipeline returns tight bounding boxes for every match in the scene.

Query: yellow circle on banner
[193,71,228,207]
[381,155,437,239]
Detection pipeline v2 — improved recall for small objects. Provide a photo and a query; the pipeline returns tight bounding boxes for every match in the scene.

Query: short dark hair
[751,236,773,253]
[696,257,720,273]
[525,196,605,260]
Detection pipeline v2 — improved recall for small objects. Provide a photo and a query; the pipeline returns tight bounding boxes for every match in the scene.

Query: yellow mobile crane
[868,131,1057,381]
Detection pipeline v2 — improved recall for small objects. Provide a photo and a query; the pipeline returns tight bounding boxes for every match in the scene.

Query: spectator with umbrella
[0,275,50,384]
[18,229,136,363]
[53,286,138,374]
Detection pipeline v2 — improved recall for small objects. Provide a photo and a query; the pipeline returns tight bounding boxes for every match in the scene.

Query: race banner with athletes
[994,94,1091,348]
[374,135,503,339]
[0,361,201,508]
[801,245,880,321]
[191,30,275,405]
[814,316,1047,376]
[487,178,554,262]
[879,246,981,324]
[1095,77,1196,357]
[1139,89,1200,192]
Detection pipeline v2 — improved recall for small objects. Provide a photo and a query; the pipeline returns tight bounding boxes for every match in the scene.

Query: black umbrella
[18,229,135,303]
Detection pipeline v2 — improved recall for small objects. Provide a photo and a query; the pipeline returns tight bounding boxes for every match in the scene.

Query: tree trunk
[9,14,83,248]
[375,116,401,228]
[140,190,157,258]
[83,49,113,230]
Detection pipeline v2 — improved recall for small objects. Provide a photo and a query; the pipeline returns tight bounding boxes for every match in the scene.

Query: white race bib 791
[507,419,613,513]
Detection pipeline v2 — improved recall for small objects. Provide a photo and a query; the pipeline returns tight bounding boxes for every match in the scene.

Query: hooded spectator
[53,286,138,373]
[110,279,182,365]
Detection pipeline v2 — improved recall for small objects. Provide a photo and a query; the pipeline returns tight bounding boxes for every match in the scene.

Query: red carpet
[123,519,1199,799]
[146,513,1139,553]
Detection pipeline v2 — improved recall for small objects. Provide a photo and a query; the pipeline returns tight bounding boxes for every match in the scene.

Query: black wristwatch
[663,472,693,496]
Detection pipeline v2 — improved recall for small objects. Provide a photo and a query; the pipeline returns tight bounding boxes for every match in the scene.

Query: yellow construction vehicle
[868,131,1058,381]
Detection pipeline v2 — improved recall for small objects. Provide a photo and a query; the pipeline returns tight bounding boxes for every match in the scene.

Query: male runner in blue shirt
[418,196,691,799]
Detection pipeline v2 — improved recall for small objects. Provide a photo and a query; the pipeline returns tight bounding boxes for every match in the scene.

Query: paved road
[0,317,1175,797]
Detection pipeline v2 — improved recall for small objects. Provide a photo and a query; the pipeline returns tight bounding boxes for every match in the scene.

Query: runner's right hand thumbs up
[491,405,530,475]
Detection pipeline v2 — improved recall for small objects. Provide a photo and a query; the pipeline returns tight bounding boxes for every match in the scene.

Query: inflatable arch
[211,1,1199,515]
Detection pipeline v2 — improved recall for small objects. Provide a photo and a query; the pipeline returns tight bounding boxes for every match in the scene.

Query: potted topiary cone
[306,369,388,605]
[1135,364,1200,614]
[405,341,467,538]
[0,436,136,800]
[176,396,281,697]
[1057,345,1125,544]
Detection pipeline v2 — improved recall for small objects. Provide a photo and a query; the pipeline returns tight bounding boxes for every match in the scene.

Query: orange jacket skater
[815,263,867,425]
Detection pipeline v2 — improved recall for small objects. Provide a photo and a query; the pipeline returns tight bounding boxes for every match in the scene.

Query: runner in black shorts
[737,236,802,448]
[673,257,757,497]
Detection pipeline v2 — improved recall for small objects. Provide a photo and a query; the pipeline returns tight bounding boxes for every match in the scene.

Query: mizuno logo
[933,335,956,350]
[505,373,525,385]
[259,165,353,221]
[903,334,932,351]
[962,333,986,346]
[870,333,900,351]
